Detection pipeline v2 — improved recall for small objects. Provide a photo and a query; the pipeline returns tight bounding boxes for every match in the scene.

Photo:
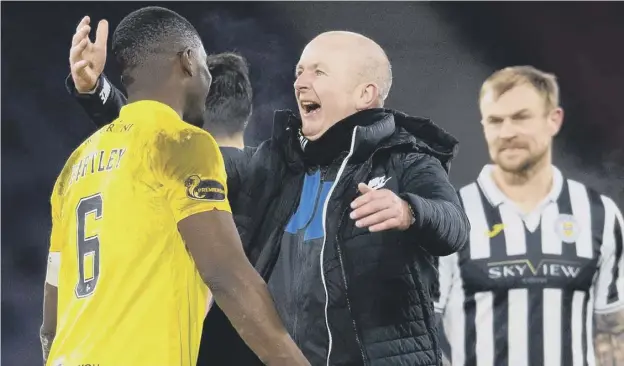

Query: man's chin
[301,124,324,141]
[496,159,533,174]
[301,118,342,141]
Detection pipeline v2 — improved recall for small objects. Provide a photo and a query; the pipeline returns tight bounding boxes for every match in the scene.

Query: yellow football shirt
[46,100,231,366]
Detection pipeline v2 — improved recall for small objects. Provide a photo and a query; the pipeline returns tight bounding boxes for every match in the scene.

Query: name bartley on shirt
[69,148,126,185]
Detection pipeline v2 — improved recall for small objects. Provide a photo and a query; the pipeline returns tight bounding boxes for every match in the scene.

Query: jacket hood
[389,109,459,171]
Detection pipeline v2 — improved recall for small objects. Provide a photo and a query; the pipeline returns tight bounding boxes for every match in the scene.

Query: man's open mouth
[300,101,321,116]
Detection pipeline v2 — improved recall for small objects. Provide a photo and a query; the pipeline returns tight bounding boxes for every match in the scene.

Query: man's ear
[549,107,564,137]
[355,83,380,110]
[179,48,194,77]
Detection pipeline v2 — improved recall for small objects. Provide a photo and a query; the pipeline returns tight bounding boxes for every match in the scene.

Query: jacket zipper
[334,232,368,365]
[320,127,360,366]
[332,143,411,365]
[331,147,380,365]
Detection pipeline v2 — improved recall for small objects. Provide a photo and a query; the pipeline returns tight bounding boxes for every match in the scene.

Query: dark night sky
[2,2,623,364]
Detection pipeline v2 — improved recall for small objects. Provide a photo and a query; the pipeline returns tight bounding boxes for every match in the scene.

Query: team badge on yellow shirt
[185,175,226,201]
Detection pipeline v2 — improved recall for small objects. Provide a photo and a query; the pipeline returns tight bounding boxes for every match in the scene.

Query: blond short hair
[480,66,560,111]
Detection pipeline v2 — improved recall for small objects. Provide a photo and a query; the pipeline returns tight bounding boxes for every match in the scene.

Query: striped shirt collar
[477,164,564,207]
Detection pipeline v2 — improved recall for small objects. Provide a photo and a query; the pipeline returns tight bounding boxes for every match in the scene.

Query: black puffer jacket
[225,109,469,366]
[67,75,470,366]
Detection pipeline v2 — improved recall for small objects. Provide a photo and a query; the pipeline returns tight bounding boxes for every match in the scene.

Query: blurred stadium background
[2,2,623,364]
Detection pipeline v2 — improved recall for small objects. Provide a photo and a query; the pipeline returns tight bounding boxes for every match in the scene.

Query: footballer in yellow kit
[45,100,230,366]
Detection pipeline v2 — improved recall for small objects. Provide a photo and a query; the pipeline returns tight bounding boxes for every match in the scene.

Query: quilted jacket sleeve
[399,153,469,256]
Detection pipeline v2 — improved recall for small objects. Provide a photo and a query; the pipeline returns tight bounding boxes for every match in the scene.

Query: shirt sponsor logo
[185,175,226,201]
[487,259,583,280]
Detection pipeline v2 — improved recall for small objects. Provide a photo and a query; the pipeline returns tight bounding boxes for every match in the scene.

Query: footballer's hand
[69,16,108,93]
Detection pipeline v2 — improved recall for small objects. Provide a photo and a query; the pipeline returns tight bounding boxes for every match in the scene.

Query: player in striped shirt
[435,66,624,366]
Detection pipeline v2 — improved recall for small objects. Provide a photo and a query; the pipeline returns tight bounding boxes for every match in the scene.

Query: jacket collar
[270,108,459,171]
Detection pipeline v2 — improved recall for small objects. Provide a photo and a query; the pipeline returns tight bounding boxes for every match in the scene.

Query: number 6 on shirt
[75,193,103,298]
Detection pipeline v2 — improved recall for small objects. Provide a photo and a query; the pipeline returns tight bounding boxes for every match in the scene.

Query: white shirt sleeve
[593,195,624,314]
[435,252,461,314]
[45,252,61,287]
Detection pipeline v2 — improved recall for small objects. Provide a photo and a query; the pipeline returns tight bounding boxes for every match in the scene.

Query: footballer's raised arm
[153,128,309,366]
[66,74,127,128]
[65,16,127,128]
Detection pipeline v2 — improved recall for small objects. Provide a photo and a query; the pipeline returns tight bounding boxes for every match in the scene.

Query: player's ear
[179,48,194,77]
[548,107,564,137]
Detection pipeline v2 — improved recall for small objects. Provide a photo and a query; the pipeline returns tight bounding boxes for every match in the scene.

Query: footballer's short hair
[203,52,253,137]
[112,6,203,83]
[480,65,560,111]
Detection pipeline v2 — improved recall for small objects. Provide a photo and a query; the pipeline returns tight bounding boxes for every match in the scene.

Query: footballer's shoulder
[164,116,209,137]
[54,144,85,198]
[154,120,216,149]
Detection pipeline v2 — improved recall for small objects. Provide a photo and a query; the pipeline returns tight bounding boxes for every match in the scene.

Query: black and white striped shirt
[435,165,624,366]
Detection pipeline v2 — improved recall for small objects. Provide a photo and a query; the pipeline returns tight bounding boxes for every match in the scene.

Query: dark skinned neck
[125,73,184,118]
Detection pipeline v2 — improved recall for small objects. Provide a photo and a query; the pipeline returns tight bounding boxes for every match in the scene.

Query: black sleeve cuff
[65,74,111,103]
[65,73,125,128]
[401,192,427,230]
[400,192,469,256]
